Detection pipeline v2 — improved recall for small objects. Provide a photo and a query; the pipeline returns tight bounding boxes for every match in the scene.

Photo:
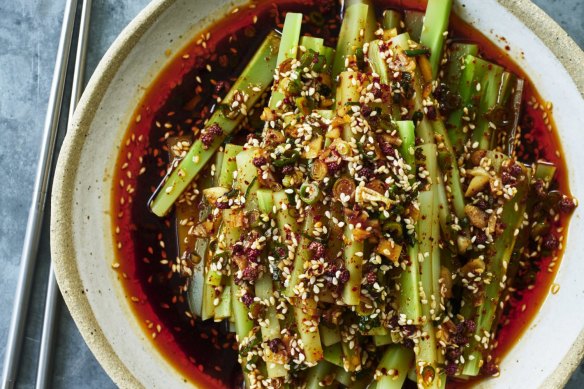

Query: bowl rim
[50,0,584,388]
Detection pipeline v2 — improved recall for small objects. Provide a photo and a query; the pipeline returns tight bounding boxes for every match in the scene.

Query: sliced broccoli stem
[337,71,366,306]
[387,33,434,143]
[444,43,479,95]
[218,144,243,188]
[396,121,422,323]
[420,0,453,79]
[376,346,414,389]
[342,223,364,306]
[432,120,465,221]
[166,136,208,319]
[320,323,341,346]
[415,143,442,388]
[300,36,336,67]
[214,285,231,320]
[333,2,376,80]
[489,71,520,150]
[255,274,287,377]
[471,61,505,149]
[396,120,415,167]
[367,40,390,85]
[267,12,303,113]
[383,9,402,31]
[390,34,465,241]
[443,43,478,154]
[505,78,525,156]
[403,10,424,42]
[373,334,393,346]
[236,147,262,210]
[305,361,335,389]
[276,12,303,66]
[341,334,362,372]
[461,155,530,376]
[447,54,487,151]
[416,190,441,389]
[324,342,343,367]
[294,297,324,363]
[286,209,317,297]
[150,32,280,216]
[256,189,288,378]
[334,366,352,386]
[212,150,224,187]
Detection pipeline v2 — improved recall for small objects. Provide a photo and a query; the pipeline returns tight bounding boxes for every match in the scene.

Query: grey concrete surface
[0,0,582,387]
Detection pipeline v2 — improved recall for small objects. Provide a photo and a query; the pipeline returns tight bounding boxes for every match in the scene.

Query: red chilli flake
[252,156,267,168]
[201,123,223,148]
[559,196,577,214]
[308,241,325,258]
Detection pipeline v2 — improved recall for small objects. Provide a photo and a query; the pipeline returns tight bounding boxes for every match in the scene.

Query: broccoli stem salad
[147,1,577,387]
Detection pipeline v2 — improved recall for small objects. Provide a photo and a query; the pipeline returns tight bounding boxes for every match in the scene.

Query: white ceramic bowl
[51,0,584,388]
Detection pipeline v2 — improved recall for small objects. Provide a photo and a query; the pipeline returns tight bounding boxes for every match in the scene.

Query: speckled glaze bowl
[51,0,584,388]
